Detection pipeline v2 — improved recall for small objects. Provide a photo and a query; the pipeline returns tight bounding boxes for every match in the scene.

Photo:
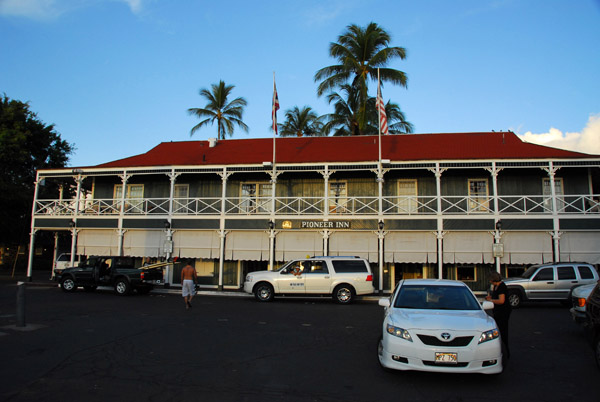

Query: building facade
[27,132,600,292]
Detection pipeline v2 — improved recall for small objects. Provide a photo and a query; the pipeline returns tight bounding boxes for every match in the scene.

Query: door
[555,265,578,299]
[527,267,556,299]
[275,260,306,294]
[303,260,332,293]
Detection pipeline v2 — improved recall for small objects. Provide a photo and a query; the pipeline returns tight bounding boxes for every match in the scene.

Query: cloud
[0,0,144,19]
[516,114,600,156]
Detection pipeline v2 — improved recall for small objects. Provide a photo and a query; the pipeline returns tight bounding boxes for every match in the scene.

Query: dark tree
[0,95,74,248]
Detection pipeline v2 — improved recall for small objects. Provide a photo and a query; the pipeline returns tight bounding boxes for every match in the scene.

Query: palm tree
[188,81,249,140]
[314,22,408,132]
[364,98,414,134]
[278,106,324,137]
[321,85,361,136]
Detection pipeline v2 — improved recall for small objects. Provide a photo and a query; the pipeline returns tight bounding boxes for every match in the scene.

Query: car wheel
[254,283,274,302]
[114,279,131,296]
[333,284,354,305]
[60,277,77,293]
[508,291,522,308]
[83,285,97,292]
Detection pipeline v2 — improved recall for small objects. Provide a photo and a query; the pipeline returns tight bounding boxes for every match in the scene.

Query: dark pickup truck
[56,256,164,295]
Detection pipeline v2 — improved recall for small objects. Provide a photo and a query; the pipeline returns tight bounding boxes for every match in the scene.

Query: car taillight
[366,274,373,282]
[140,272,145,280]
[577,298,586,308]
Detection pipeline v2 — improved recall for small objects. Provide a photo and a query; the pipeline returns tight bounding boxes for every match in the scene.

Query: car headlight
[245,275,252,282]
[478,328,500,344]
[386,324,413,342]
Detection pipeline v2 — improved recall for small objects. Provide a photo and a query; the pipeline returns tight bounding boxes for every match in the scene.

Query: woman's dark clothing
[491,281,511,358]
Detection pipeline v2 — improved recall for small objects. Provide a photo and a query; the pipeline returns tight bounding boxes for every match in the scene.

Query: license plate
[435,352,457,364]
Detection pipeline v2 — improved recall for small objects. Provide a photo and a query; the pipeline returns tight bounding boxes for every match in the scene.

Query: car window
[578,266,594,279]
[331,260,368,273]
[533,268,554,281]
[393,285,481,310]
[557,266,576,280]
[304,261,328,274]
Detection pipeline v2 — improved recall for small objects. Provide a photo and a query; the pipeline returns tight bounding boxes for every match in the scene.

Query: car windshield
[521,266,540,279]
[393,284,481,311]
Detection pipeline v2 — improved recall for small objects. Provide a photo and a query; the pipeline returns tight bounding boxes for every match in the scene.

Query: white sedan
[377,279,503,374]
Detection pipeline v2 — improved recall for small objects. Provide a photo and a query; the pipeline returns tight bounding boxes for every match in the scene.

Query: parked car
[504,262,599,308]
[377,279,502,374]
[570,283,597,324]
[243,256,374,304]
[56,256,164,295]
[584,281,600,369]
[53,253,83,276]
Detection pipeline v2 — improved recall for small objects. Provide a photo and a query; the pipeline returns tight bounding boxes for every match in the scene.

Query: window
[329,182,347,213]
[241,183,272,213]
[398,179,418,214]
[331,259,368,273]
[577,266,594,279]
[468,179,489,212]
[306,261,328,274]
[557,266,576,280]
[533,268,554,281]
[456,266,476,282]
[543,177,564,212]
[174,184,189,199]
[114,184,144,213]
[506,266,526,278]
[195,259,215,277]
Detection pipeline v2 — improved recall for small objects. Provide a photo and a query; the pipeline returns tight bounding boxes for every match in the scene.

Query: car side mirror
[482,301,494,310]
[378,298,390,308]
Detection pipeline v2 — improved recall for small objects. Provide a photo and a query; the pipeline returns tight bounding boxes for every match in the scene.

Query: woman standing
[486,271,511,359]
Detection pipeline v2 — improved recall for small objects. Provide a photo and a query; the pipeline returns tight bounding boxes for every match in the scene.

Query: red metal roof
[94,132,595,168]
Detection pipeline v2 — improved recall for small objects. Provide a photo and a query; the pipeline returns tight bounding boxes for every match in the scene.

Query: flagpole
[273,72,277,169]
[377,68,382,169]
[376,68,384,295]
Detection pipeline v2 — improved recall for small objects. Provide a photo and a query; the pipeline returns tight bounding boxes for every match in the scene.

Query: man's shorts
[182,279,195,297]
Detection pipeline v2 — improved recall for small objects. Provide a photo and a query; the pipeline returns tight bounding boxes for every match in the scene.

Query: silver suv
[504,262,599,308]
[243,256,375,304]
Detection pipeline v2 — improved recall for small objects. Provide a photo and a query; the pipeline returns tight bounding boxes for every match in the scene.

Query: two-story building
[27,132,600,292]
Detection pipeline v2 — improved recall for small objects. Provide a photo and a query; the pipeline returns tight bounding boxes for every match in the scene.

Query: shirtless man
[181,260,198,309]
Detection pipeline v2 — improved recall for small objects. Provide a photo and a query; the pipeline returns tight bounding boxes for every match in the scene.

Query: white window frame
[174,184,189,199]
[543,177,564,212]
[328,181,348,213]
[114,184,144,213]
[241,182,272,213]
[398,179,418,214]
[468,179,489,212]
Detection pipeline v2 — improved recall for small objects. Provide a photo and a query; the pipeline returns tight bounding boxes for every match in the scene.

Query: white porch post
[545,162,561,261]
[26,174,41,281]
[431,163,445,279]
[117,172,130,256]
[218,168,231,290]
[69,174,84,267]
[488,163,503,273]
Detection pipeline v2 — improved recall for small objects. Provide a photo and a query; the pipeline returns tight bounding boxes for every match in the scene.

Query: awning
[123,230,166,258]
[501,231,553,264]
[443,232,493,264]
[173,230,220,259]
[275,231,322,261]
[329,231,378,261]
[559,232,600,264]
[76,229,119,256]
[385,232,437,263]
[225,231,269,261]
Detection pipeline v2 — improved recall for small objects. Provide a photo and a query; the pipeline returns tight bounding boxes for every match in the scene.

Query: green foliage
[278,106,325,137]
[188,81,249,140]
[0,95,73,245]
[314,22,409,133]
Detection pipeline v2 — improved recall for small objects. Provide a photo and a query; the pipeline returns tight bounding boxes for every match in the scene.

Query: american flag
[376,79,389,135]
[272,79,280,135]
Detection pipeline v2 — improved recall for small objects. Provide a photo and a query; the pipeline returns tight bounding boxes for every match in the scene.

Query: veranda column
[26,174,41,281]
[69,173,85,267]
[164,170,179,286]
[217,168,231,291]
[487,162,503,273]
[117,172,130,256]
[545,162,561,261]
[430,163,446,279]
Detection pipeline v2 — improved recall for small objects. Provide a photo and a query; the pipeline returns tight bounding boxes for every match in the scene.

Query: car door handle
[324,276,330,279]
[571,281,578,283]
[546,282,554,284]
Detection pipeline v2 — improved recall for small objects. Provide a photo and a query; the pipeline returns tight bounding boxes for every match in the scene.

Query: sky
[1,0,599,168]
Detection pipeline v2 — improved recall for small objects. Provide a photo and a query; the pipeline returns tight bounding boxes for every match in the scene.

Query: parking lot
[0,283,598,402]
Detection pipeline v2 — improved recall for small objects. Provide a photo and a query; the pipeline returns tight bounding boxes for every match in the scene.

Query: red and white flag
[272,78,280,135]
[376,78,389,135]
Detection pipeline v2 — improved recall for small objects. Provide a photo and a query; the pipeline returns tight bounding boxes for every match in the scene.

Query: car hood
[504,277,527,285]
[388,308,496,331]
[572,283,597,298]
[245,270,277,280]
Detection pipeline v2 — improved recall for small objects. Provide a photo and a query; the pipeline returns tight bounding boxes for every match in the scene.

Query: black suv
[584,281,600,368]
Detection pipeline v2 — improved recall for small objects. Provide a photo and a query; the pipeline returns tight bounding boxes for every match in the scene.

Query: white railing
[34,194,600,217]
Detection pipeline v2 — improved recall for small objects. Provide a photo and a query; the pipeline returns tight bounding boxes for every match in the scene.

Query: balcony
[33,194,600,217]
